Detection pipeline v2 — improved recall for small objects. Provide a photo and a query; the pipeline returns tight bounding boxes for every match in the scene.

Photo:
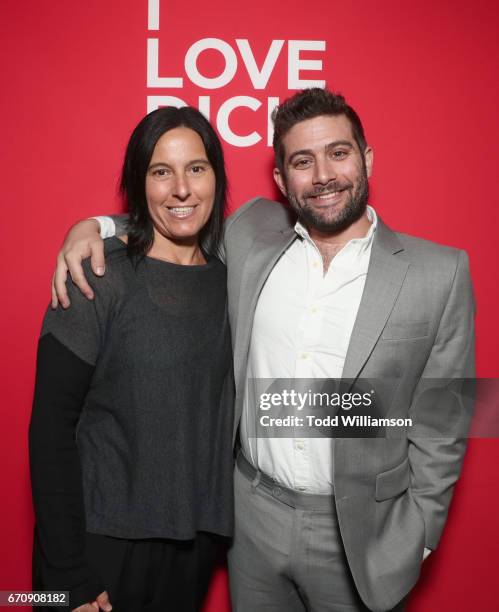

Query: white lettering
[148,0,160,30]
[217,96,262,147]
[236,39,284,89]
[185,38,237,89]
[306,415,339,427]
[288,40,326,89]
[267,97,279,146]
[144,37,327,147]
[198,96,210,119]
[147,96,186,114]
[147,39,183,88]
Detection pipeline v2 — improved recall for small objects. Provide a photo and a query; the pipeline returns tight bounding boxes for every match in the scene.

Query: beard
[286,165,369,235]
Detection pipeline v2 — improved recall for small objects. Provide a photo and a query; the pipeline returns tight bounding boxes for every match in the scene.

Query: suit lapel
[342,220,409,380]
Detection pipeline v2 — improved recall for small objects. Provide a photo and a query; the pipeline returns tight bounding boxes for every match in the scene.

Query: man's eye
[190,165,206,174]
[331,150,347,159]
[294,159,312,168]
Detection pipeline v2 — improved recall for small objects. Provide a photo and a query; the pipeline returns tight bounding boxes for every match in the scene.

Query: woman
[29,107,234,612]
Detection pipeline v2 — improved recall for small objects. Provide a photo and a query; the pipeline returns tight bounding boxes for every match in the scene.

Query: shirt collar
[294,205,378,249]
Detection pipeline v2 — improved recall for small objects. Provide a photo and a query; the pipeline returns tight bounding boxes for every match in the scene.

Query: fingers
[71,590,111,612]
[51,272,59,309]
[66,253,94,301]
[51,218,103,308]
[89,238,106,277]
[53,254,70,309]
[71,602,99,612]
[96,590,112,611]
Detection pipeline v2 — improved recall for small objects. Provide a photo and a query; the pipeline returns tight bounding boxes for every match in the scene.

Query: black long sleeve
[29,333,105,610]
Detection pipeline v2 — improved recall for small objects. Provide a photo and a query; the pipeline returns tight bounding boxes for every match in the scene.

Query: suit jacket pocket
[375,457,410,501]
[381,321,429,340]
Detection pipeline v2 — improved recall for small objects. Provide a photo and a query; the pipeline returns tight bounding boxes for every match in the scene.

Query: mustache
[303,181,353,198]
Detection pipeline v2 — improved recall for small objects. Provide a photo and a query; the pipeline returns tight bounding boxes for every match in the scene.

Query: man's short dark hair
[272,88,368,172]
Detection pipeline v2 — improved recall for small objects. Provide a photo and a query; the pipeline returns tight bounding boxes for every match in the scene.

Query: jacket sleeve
[109,214,129,236]
[92,214,129,238]
[407,249,475,550]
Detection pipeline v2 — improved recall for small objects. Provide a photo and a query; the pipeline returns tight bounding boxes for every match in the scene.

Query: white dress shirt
[240,207,378,494]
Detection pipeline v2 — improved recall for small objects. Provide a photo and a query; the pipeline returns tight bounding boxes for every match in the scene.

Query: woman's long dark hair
[120,106,227,262]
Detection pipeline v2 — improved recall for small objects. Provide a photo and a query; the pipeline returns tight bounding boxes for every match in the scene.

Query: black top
[29,237,234,607]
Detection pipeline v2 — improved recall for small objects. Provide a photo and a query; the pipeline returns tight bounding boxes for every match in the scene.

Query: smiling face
[273,114,373,234]
[145,126,215,246]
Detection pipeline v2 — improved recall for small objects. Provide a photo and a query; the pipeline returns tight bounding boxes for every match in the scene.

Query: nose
[312,156,336,186]
[172,174,191,201]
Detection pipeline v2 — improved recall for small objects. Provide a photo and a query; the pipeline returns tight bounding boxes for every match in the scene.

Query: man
[52,89,475,611]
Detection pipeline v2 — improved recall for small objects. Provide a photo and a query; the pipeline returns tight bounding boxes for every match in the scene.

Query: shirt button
[273,487,282,496]
[297,486,307,492]
[295,441,305,451]
[313,261,320,268]
[301,352,309,359]
[310,306,317,313]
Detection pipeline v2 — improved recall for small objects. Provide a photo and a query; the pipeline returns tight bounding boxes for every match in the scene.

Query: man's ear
[364,146,374,178]
[273,167,287,197]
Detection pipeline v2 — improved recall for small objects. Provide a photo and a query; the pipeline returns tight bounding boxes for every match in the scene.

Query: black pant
[35,531,225,612]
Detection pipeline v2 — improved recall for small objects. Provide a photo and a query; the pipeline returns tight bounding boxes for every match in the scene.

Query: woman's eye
[152,168,169,177]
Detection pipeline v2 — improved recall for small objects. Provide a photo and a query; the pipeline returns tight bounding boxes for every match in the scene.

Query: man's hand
[72,590,112,611]
[52,219,105,309]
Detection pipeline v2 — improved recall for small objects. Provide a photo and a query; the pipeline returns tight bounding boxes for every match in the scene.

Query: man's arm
[408,249,475,551]
[52,198,267,308]
[51,215,128,308]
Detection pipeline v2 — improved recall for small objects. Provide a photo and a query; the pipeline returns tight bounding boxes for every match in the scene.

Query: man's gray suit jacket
[220,197,475,612]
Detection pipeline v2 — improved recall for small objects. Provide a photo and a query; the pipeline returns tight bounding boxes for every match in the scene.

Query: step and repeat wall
[1,0,498,610]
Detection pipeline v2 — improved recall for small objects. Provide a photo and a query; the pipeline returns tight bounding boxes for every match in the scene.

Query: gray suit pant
[228,458,405,612]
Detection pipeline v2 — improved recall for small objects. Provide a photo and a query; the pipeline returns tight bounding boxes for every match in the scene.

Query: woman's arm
[30,334,107,609]
[30,266,114,610]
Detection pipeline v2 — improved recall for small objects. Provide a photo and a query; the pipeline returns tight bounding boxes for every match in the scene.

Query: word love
[146,38,326,147]
[148,38,325,90]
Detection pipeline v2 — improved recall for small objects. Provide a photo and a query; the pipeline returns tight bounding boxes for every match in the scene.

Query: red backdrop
[1,0,498,610]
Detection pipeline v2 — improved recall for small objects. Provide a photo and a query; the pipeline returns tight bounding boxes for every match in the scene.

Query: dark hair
[120,106,227,261]
[272,88,367,172]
